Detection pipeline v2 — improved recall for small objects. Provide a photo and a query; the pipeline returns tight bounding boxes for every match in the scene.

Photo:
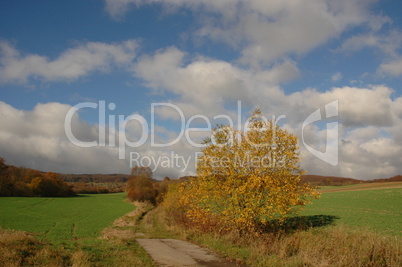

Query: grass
[1,184,401,266]
[0,193,157,266]
[302,187,402,235]
[142,183,402,266]
[140,205,402,267]
[0,193,133,242]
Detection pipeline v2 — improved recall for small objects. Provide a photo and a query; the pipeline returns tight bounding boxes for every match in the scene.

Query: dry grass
[181,225,402,266]
[71,250,91,267]
[253,225,402,266]
[0,228,97,267]
[0,228,72,266]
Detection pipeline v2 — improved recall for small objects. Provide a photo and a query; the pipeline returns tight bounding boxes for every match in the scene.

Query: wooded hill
[0,158,75,197]
[300,175,364,186]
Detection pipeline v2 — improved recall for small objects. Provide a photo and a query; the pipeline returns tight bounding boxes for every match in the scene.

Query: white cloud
[134,47,300,120]
[0,101,202,179]
[134,47,248,118]
[2,82,402,180]
[0,40,138,84]
[337,136,402,179]
[338,30,402,77]
[134,47,398,130]
[378,58,402,77]
[104,0,139,19]
[0,101,127,174]
[339,30,402,57]
[288,85,402,179]
[331,72,343,82]
[322,85,394,127]
[133,48,402,179]
[297,122,402,180]
[361,138,402,158]
[105,0,387,67]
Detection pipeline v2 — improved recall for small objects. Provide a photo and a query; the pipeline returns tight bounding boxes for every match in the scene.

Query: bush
[160,180,191,227]
[170,110,320,234]
[126,166,158,204]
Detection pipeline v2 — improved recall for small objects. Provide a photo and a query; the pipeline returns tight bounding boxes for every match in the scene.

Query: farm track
[319,181,402,193]
[43,222,57,236]
[25,198,51,207]
[136,239,245,267]
[102,202,244,266]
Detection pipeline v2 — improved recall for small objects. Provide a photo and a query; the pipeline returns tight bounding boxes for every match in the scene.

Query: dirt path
[136,238,244,267]
[101,202,245,266]
[319,181,402,193]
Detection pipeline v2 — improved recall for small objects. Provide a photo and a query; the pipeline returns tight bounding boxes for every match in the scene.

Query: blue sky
[1,0,402,179]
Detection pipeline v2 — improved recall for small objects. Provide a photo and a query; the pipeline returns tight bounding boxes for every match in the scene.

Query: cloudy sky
[1,0,402,180]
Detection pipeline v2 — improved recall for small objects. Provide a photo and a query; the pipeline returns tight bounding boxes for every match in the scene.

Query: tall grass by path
[302,187,402,235]
[0,193,134,242]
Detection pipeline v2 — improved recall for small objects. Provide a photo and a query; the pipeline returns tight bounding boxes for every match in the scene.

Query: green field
[0,193,134,242]
[1,186,401,239]
[0,185,401,266]
[302,187,402,235]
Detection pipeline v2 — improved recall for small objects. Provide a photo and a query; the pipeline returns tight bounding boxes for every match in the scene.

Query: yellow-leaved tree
[179,109,320,233]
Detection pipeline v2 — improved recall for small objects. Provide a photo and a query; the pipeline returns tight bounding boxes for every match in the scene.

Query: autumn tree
[28,172,75,197]
[0,158,31,196]
[126,166,157,204]
[0,157,12,196]
[179,109,320,233]
[0,157,6,174]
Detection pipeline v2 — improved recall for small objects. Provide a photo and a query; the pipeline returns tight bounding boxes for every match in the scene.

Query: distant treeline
[61,174,129,183]
[0,158,75,197]
[61,174,130,194]
[69,182,126,194]
[300,175,364,186]
[177,174,402,187]
[300,174,402,186]
[370,175,402,183]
